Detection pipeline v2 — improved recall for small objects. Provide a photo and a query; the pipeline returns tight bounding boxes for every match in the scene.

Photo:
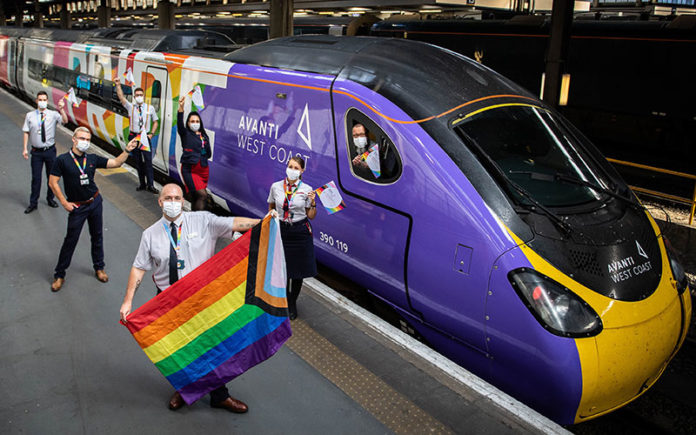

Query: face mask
[189,122,200,132]
[134,96,144,104]
[76,140,90,152]
[286,168,301,181]
[354,136,367,148]
[38,101,48,110]
[163,201,182,219]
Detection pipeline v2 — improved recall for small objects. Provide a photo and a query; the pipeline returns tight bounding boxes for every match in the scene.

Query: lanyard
[131,103,148,131]
[284,179,302,204]
[69,150,87,176]
[163,221,182,255]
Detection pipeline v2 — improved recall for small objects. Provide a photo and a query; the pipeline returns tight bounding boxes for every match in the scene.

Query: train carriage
[0,27,690,424]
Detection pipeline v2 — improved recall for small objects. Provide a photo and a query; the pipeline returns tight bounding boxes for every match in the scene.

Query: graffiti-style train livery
[0,28,691,424]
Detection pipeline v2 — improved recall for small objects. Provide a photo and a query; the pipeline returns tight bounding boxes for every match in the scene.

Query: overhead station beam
[270,0,293,39]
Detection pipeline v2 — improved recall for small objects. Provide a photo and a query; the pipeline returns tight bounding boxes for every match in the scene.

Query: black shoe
[47,199,59,208]
[136,185,146,191]
[147,186,159,194]
[24,205,37,214]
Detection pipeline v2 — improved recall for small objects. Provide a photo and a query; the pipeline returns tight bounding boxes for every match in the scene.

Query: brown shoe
[95,270,109,283]
[168,391,185,411]
[51,277,64,292]
[211,396,248,413]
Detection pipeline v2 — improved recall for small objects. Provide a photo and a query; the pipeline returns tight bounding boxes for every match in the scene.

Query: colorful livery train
[0,27,691,424]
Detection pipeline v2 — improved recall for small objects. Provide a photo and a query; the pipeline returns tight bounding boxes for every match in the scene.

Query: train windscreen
[453,105,614,208]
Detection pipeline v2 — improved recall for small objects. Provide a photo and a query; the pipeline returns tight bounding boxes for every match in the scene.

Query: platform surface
[0,89,564,435]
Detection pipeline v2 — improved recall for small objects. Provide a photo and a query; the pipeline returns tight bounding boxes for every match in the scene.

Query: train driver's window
[346,109,402,184]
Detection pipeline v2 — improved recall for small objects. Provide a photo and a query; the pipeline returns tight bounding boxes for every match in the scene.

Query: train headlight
[508,269,603,338]
[664,237,688,294]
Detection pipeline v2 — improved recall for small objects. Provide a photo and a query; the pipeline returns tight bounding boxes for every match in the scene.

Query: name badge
[177,259,185,270]
[187,232,198,239]
[80,174,89,185]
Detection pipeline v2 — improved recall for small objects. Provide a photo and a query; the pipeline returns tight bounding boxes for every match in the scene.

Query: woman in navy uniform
[267,156,317,319]
[177,96,212,211]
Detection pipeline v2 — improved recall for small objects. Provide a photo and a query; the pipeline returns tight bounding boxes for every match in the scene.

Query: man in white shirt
[22,91,68,213]
[114,77,159,193]
[119,183,276,414]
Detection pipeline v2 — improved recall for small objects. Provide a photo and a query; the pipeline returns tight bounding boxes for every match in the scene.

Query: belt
[280,218,308,227]
[32,145,55,152]
[73,192,99,206]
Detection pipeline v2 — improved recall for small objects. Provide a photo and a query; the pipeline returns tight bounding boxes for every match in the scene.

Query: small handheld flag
[316,181,346,214]
[123,67,135,87]
[62,87,80,108]
[362,144,381,178]
[133,132,151,152]
[188,85,205,110]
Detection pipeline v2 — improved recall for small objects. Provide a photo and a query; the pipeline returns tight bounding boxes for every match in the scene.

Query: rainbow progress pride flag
[122,216,291,404]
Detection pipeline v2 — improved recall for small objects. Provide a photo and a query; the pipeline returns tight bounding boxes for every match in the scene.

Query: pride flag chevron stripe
[122,216,290,404]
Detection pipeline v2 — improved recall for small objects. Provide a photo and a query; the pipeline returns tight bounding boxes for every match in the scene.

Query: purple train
[0,28,691,424]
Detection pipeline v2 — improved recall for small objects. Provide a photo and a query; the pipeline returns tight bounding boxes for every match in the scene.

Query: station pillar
[0,2,6,27]
[542,0,573,108]
[97,0,110,28]
[34,0,43,28]
[60,3,71,29]
[269,0,293,39]
[15,0,24,28]
[158,0,174,30]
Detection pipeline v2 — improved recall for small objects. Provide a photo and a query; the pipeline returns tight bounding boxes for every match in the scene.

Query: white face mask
[354,136,367,149]
[134,96,144,105]
[38,101,48,110]
[189,122,201,132]
[162,201,182,219]
[286,168,301,181]
[76,140,90,152]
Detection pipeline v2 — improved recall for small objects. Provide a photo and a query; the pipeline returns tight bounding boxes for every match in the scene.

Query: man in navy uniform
[114,77,159,193]
[22,91,68,213]
[48,127,138,292]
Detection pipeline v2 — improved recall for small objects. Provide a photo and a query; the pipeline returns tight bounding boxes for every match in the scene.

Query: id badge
[79,174,89,185]
[177,259,185,270]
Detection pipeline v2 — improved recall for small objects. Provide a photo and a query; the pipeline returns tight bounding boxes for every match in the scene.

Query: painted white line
[303,277,571,435]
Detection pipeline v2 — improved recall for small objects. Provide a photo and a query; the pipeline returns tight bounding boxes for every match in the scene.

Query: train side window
[149,80,162,112]
[345,109,402,184]
[28,59,44,82]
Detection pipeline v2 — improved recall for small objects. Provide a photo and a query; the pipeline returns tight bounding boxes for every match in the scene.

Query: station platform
[0,89,567,435]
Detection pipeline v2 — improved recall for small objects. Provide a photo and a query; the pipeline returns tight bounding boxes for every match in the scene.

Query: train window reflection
[345,109,401,184]
[454,105,612,208]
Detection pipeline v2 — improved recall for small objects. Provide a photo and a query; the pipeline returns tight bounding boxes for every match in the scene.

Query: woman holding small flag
[177,95,211,211]
[267,156,317,319]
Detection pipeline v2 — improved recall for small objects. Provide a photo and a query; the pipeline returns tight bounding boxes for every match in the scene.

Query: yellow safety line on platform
[97,167,129,175]
[287,320,452,435]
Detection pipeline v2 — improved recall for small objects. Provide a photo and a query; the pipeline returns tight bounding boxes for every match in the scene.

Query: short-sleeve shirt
[123,101,158,134]
[22,109,63,148]
[50,151,108,202]
[133,211,236,291]
[267,179,313,223]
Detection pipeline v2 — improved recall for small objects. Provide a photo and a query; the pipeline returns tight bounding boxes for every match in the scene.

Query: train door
[331,89,412,312]
[143,66,169,173]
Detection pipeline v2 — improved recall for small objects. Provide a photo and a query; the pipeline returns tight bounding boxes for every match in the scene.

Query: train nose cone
[574,285,691,422]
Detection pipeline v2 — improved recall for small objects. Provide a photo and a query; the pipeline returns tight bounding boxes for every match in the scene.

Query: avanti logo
[636,240,648,259]
[297,103,312,150]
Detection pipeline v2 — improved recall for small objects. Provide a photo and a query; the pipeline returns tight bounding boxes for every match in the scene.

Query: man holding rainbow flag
[120,183,290,413]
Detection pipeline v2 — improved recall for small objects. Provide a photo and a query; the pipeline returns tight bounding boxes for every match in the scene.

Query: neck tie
[40,112,46,143]
[138,105,143,130]
[283,183,296,221]
[169,222,179,285]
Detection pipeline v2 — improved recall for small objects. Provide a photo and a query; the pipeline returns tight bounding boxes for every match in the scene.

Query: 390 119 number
[319,231,348,253]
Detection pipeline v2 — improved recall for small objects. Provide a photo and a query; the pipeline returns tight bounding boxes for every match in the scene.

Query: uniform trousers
[54,195,105,279]
[29,146,56,207]
[129,132,154,188]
